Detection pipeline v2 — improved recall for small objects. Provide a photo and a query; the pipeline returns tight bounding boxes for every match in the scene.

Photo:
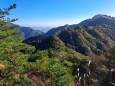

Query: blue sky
[0,0,115,27]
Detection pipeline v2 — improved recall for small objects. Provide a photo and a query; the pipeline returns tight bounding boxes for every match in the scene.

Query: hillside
[16,26,44,39]
[23,14,115,86]
[24,24,115,86]
[46,24,70,36]
[1,5,115,85]
[26,24,114,57]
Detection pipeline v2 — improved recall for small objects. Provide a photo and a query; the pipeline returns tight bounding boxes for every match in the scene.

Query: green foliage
[28,50,48,62]
[0,4,18,23]
[36,57,74,86]
[49,63,74,86]
[63,60,73,67]
[1,3,114,86]
[2,74,32,86]
[106,45,115,68]
[58,26,113,56]
[0,4,35,85]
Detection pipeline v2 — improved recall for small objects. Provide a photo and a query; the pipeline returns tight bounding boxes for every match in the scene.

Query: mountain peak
[92,14,113,20]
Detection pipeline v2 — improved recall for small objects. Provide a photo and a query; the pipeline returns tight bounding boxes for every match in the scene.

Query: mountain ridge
[46,14,115,36]
[9,23,44,39]
[16,26,44,39]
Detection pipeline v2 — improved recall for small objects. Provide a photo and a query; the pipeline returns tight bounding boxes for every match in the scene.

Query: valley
[0,2,115,86]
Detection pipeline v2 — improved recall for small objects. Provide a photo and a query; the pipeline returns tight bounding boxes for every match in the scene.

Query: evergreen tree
[0,4,35,85]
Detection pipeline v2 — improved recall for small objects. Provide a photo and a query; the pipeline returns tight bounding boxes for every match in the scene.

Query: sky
[0,0,115,27]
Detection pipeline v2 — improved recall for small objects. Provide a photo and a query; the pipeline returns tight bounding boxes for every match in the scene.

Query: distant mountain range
[46,14,115,36]
[15,14,115,41]
[32,27,53,33]
[25,14,115,56]
[9,23,44,39]
[16,26,44,39]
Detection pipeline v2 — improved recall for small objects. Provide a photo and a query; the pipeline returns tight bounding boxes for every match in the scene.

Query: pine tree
[0,4,35,85]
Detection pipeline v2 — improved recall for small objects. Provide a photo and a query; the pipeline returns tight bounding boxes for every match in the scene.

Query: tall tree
[0,4,35,85]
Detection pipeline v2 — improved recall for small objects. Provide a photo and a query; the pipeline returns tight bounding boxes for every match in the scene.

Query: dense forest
[0,4,115,86]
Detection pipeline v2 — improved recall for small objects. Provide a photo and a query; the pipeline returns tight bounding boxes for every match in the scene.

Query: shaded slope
[58,25,114,56]
[17,26,44,39]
